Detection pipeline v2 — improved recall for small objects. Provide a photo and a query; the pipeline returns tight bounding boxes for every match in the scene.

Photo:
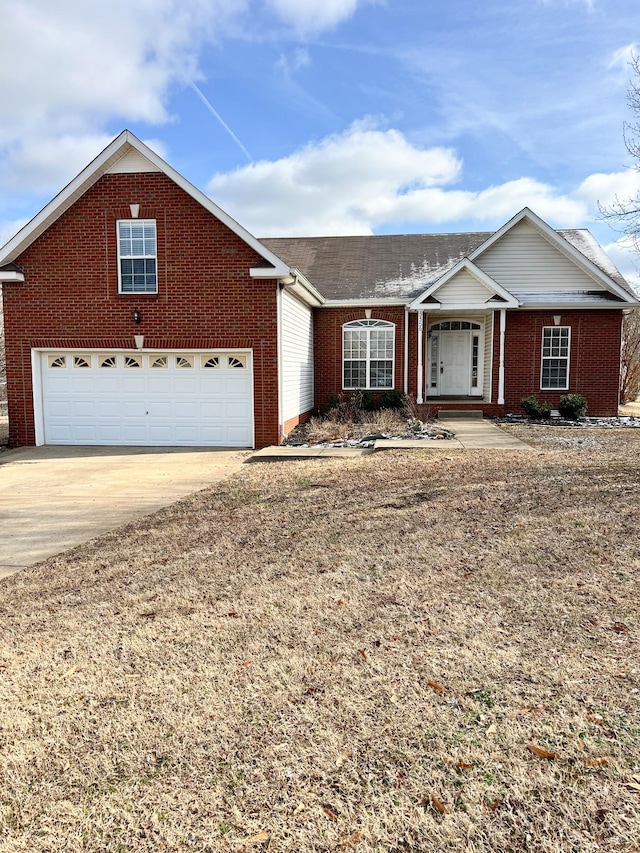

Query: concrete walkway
[437,418,531,450]
[251,418,530,460]
[0,446,246,578]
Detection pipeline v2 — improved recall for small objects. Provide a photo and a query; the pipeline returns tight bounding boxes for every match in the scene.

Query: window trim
[117,219,158,295]
[342,319,395,391]
[540,325,571,391]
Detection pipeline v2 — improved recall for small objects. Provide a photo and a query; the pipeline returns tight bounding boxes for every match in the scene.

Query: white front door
[440,331,471,395]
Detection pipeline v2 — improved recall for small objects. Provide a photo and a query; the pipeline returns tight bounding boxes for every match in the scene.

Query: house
[0,130,637,449]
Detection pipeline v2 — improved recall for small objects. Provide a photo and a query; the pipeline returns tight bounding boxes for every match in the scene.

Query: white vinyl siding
[106,150,162,174]
[435,269,496,304]
[281,290,314,423]
[476,220,607,293]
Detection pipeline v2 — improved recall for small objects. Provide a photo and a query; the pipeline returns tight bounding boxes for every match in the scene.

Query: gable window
[117,220,157,293]
[541,326,570,390]
[343,319,394,390]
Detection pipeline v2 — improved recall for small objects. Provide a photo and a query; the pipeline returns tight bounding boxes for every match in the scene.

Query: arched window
[343,319,395,390]
[429,321,480,331]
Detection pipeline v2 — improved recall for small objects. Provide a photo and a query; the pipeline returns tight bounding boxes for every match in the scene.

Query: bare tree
[620,310,640,404]
[600,53,640,251]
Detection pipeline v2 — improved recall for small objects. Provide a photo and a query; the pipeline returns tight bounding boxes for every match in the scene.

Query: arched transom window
[429,321,481,331]
[343,319,395,390]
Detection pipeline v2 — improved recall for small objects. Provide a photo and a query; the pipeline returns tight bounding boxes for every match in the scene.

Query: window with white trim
[117,220,157,293]
[343,319,395,389]
[541,326,570,390]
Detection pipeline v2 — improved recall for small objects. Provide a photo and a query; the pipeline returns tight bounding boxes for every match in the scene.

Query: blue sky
[1,0,640,283]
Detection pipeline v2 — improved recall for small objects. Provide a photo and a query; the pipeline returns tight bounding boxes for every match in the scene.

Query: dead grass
[1,429,640,851]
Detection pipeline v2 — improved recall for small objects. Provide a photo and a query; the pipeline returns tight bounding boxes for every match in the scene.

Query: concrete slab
[0,445,246,578]
[373,438,463,451]
[438,418,531,450]
[249,445,368,460]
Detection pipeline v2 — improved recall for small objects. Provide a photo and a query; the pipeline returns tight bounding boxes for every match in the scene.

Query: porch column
[498,308,506,405]
[417,311,424,404]
[404,307,409,395]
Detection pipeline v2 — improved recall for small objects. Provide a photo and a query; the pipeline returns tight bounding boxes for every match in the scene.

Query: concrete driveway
[0,445,247,579]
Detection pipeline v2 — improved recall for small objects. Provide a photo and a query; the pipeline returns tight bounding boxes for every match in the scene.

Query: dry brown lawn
[1,427,639,852]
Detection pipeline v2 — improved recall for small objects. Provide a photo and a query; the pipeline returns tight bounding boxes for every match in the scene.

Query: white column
[498,308,506,405]
[417,311,424,404]
[403,307,409,395]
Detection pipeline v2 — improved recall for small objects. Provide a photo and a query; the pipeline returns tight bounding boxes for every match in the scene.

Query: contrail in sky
[189,82,253,163]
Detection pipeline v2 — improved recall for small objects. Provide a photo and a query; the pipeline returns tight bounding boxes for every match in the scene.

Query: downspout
[404,307,409,395]
[498,308,506,405]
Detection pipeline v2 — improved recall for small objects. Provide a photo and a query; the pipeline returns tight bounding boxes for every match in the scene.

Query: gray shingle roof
[261,229,635,302]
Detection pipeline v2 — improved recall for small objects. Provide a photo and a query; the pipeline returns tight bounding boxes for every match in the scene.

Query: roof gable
[0,130,291,279]
[470,207,635,303]
[409,259,519,310]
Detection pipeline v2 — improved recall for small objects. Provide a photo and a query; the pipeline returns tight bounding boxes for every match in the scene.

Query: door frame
[425,320,484,398]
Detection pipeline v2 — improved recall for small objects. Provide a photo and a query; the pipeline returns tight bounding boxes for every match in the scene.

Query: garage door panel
[226,400,252,418]
[97,377,125,393]
[47,425,73,442]
[173,379,200,395]
[120,400,149,418]
[41,350,254,447]
[47,401,71,417]
[73,425,98,442]
[70,377,95,394]
[147,377,173,394]
[226,425,253,444]
[47,377,71,394]
[97,425,122,442]
[95,401,121,418]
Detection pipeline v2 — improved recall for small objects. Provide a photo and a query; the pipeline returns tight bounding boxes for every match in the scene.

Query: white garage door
[40,350,254,447]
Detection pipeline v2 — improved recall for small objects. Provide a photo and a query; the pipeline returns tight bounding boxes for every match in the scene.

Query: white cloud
[207,120,588,236]
[608,43,638,72]
[604,238,640,291]
[539,0,594,10]
[575,168,640,210]
[0,0,247,196]
[265,0,372,36]
[276,47,311,77]
[0,217,29,247]
[0,0,246,142]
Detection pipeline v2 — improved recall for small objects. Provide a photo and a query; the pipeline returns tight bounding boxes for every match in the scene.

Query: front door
[440,331,471,395]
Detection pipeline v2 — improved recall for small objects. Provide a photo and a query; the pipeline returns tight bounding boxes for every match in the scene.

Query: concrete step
[437,409,484,419]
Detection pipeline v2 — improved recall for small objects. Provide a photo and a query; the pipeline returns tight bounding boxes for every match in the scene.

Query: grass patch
[1,427,639,851]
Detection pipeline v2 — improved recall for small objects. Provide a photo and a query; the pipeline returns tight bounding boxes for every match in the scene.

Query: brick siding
[314,306,622,417]
[3,172,281,448]
[313,306,407,412]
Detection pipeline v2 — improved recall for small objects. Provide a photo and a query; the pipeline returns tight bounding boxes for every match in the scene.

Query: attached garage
[36,350,254,447]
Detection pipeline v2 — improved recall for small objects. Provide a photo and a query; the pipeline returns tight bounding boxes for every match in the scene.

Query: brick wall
[314,306,622,418]
[313,306,407,411]
[3,172,281,447]
[499,310,622,416]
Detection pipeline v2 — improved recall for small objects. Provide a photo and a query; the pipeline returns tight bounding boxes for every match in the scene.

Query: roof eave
[321,297,411,307]
[0,270,25,283]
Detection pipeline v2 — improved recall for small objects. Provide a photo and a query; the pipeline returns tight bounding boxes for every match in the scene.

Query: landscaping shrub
[521,396,551,419]
[379,390,405,410]
[558,393,587,420]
